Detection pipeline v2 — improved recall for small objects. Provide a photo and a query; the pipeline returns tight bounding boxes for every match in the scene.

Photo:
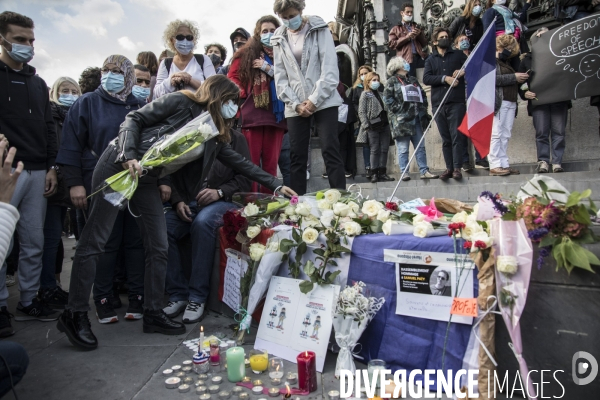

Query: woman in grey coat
[271,0,345,194]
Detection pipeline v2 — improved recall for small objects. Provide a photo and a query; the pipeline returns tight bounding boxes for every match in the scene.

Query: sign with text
[222,249,249,312]
[384,249,475,325]
[450,297,478,317]
[531,13,600,105]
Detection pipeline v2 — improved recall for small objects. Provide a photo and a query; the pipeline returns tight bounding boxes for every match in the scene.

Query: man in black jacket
[423,27,469,180]
[0,11,58,327]
[162,129,252,323]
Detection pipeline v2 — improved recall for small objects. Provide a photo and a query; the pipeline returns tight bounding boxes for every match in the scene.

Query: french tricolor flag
[458,22,497,158]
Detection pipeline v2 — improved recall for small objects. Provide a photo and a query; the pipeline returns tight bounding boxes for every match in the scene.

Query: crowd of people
[0,0,599,393]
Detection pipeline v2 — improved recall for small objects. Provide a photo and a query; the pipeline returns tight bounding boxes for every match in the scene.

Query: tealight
[182,366,193,373]
[241,377,251,384]
[196,380,206,387]
[268,388,279,397]
[183,360,193,366]
[175,371,186,378]
[238,393,249,400]
[165,377,181,389]
[285,372,297,384]
[231,387,243,396]
[252,386,264,395]
[196,386,208,395]
[183,376,194,384]
[218,390,231,399]
[328,390,340,400]
[199,374,209,380]
[270,378,281,386]
[200,394,212,400]
[162,369,173,376]
[178,384,190,393]
[211,376,223,385]
[209,385,220,394]
[253,380,263,387]
[171,365,182,371]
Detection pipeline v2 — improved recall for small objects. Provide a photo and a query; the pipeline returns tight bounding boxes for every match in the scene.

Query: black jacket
[118,92,280,200]
[0,60,57,170]
[448,16,484,51]
[48,102,71,207]
[423,48,468,108]
[169,129,252,205]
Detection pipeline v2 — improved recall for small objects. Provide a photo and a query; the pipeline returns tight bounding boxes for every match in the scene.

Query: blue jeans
[395,120,430,175]
[166,201,235,304]
[0,341,29,398]
[41,205,67,290]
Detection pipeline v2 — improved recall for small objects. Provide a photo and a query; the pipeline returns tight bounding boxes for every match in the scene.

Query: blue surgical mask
[132,85,150,101]
[283,15,303,31]
[58,94,78,107]
[472,5,483,16]
[101,72,125,93]
[175,39,194,55]
[221,100,238,119]
[403,62,411,72]
[459,39,470,50]
[1,36,34,63]
[370,81,380,90]
[261,33,274,47]
[360,75,365,81]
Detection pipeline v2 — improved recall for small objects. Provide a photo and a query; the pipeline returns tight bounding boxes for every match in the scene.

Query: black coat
[448,16,484,51]
[423,49,468,108]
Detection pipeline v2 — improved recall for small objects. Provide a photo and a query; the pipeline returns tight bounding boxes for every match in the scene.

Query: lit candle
[162,369,173,376]
[268,365,283,379]
[242,377,251,384]
[209,385,220,394]
[296,351,317,393]
[231,386,243,396]
[200,394,212,400]
[199,374,209,381]
[285,372,297,384]
[212,376,223,385]
[249,350,269,374]
[199,326,205,352]
[183,376,194,384]
[172,365,182,371]
[182,366,192,373]
[252,386,264,395]
[284,385,291,399]
[253,380,263,387]
[226,347,246,383]
[183,360,193,366]
[175,371,186,378]
[238,393,249,400]
[267,387,279,397]
[196,380,206,387]
[178,384,191,393]
[219,390,231,400]
[196,386,208,395]
[270,378,281,386]
[328,390,340,400]
[165,377,181,389]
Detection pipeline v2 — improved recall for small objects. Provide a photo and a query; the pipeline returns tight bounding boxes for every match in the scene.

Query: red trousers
[242,126,285,194]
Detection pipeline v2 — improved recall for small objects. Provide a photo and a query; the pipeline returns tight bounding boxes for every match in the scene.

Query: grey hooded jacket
[271,15,343,118]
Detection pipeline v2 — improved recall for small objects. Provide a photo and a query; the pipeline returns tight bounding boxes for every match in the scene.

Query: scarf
[492,5,526,36]
[252,47,285,123]
[102,54,135,102]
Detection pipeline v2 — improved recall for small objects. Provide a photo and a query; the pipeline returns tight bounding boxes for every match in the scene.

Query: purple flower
[528,227,549,241]
[537,246,551,270]
[479,191,508,215]
[534,201,562,228]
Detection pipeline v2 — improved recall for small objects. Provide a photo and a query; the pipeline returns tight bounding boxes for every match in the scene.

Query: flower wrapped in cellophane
[101,111,220,208]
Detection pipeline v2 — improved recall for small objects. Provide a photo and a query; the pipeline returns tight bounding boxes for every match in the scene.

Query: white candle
[268,371,284,379]
[199,326,204,351]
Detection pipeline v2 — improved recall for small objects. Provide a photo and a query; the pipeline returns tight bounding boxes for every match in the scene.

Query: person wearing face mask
[136,51,159,101]
[228,15,287,194]
[218,28,251,76]
[388,3,428,79]
[351,65,375,179]
[358,72,394,183]
[57,55,148,326]
[38,77,82,311]
[154,20,216,100]
[383,57,439,182]
[271,0,346,195]
[56,75,296,350]
[132,64,152,103]
[204,43,228,74]
[483,0,531,41]
[0,11,60,327]
[423,27,469,180]
[449,0,485,52]
[488,34,529,176]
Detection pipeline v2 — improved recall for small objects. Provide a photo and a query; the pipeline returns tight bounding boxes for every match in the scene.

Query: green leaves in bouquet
[281,228,307,279]
[552,239,599,274]
[352,214,384,234]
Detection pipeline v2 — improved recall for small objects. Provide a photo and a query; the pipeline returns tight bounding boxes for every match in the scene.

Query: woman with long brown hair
[228,15,287,194]
[57,75,296,351]
[449,0,484,51]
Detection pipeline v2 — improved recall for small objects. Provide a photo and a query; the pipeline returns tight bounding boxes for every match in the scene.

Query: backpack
[164,54,205,74]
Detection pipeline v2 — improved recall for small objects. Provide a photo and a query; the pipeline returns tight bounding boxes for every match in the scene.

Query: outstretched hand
[279,186,297,198]
[0,140,23,204]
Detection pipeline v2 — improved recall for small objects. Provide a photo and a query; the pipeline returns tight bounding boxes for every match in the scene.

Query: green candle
[226,347,245,383]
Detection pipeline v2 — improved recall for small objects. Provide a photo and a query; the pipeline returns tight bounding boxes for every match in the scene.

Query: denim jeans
[433,102,467,170]
[41,205,67,290]
[165,201,236,304]
[67,145,167,312]
[532,102,568,165]
[0,341,29,398]
[92,209,145,302]
[395,120,430,175]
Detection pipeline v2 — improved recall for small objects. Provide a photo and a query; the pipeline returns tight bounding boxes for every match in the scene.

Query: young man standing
[388,3,428,78]
[423,27,469,180]
[0,11,59,329]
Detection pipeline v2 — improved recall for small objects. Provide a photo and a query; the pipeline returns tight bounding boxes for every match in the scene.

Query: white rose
[462,220,483,241]
[497,255,518,275]
[243,203,259,217]
[377,209,391,222]
[344,307,358,315]
[333,202,350,217]
[362,200,383,217]
[344,221,362,236]
[303,216,320,228]
[466,212,478,224]
[320,210,335,228]
[267,241,280,252]
[347,211,357,219]
[413,221,433,238]
[295,202,312,217]
[302,228,319,244]
[347,201,360,214]
[413,214,426,224]
[290,215,300,222]
[284,206,296,216]
[317,199,331,210]
[382,219,396,235]
[249,243,266,261]
[451,211,468,224]
[471,231,493,250]
[246,225,261,239]
[324,189,342,204]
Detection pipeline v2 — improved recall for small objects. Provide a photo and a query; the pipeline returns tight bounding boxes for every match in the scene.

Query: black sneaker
[143,309,186,335]
[38,286,69,310]
[125,295,144,320]
[0,306,15,337]
[15,298,59,321]
[95,298,118,324]
[57,310,98,350]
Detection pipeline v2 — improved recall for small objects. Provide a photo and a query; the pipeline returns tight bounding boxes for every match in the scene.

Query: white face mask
[403,14,413,22]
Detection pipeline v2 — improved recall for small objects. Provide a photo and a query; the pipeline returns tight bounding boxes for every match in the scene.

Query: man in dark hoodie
[0,11,59,327]
[218,27,250,76]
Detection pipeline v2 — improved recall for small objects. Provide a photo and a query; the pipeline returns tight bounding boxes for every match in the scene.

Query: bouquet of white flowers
[333,282,385,378]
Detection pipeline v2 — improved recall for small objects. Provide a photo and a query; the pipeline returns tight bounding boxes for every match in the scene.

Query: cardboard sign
[450,297,478,317]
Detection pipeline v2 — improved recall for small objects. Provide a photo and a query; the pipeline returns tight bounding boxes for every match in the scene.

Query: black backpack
[164,54,205,74]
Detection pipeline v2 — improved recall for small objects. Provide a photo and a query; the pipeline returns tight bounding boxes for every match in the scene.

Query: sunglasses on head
[136,78,151,85]
[175,34,194,41]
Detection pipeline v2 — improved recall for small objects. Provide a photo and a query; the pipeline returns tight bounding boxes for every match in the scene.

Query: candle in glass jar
[226,347,246,382]
[210,339,220,365]
[296,351,317,393]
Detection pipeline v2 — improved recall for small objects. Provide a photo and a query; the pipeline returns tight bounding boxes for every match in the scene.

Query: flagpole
[387,18,498,202]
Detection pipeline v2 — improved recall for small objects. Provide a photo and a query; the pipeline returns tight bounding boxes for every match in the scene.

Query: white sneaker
[163,300,187,318]
[182,301,206,324]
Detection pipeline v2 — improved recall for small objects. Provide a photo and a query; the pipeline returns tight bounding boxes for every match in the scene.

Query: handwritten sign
[450,297,477,317]
[223,249,249,312]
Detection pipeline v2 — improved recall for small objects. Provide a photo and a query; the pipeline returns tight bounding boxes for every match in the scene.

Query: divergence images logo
[572,351,598,386]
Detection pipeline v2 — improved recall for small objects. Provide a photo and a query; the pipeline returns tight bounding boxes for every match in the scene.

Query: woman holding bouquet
[57,75,296,350]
